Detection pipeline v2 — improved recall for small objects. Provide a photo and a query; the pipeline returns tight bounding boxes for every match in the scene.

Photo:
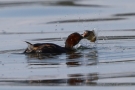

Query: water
[0,0,135,89]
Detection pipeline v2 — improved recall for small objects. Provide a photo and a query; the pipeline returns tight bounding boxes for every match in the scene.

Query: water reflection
[25,51,82,67]
[25,53,61,60]
[66,52,83,67]
[54,1,106,7]
[25,47,98,68]
[67,73,98,85]
[0,72,99,86]
[0,0,106,8]
[66,52,82,59]
[1,72,135,86]
[66,61,81,67]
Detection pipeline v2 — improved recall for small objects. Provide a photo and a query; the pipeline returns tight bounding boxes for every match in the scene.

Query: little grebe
[24,32,83,53]
[82,30,97,42]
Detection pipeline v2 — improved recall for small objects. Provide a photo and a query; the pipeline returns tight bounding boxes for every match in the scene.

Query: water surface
[0,0,135,89]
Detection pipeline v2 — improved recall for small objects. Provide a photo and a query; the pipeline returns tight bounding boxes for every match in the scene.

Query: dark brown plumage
[65,32,83,50]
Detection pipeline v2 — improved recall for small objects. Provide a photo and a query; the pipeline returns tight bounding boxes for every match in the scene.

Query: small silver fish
[82,30,97,42]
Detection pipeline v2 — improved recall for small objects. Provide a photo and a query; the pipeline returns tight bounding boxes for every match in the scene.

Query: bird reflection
[66,49,98,67]
[66,61,82,67]
[25,47,98,67]
[5,72,135,86]
[25,53,60,60]
[28,72,99,86]
[66,52,82,67]
[67,52,82,59]
[67,73,98,85]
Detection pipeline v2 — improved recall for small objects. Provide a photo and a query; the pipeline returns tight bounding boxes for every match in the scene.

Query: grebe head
[65,32,83,50]
[82,30,97,42]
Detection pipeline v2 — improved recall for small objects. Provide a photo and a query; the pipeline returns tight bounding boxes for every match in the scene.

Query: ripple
[0,49,24,54]
[113,12,135,17]
[46,17,126,24]
[0,72,135,86]
[0,0,107,8]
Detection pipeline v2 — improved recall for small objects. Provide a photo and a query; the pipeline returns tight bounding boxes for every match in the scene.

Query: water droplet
[2,30,6,34]
[61,28,64,30]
